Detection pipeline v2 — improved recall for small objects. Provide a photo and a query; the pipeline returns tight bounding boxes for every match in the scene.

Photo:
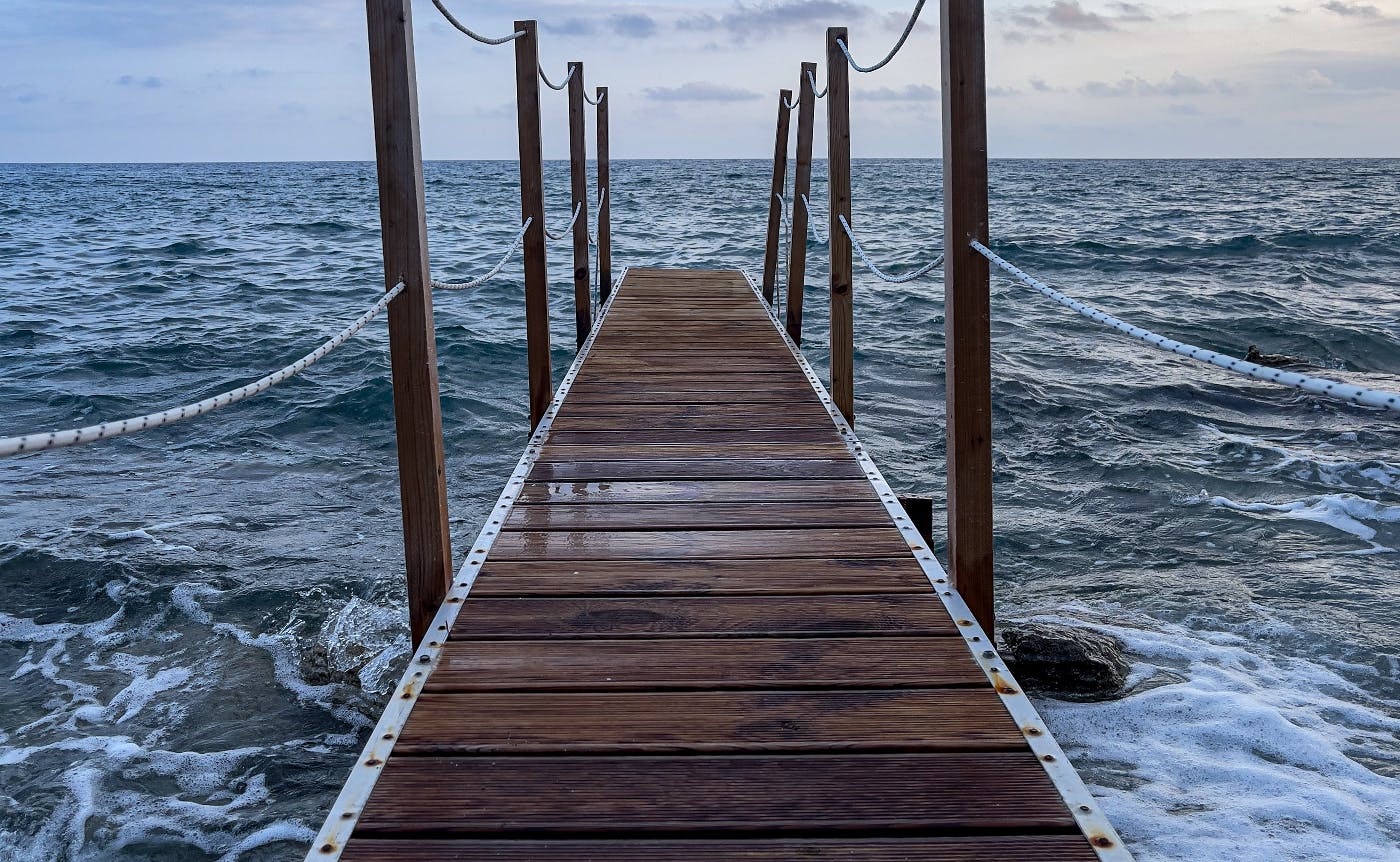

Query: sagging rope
[783,92,800,110]
[584,89,606,106]
[428,0,523,45]
[544,201,583,240]
[807,68,828,99]
[837,0,926,73]
[839,215,944,283]
[800,194,827,243]
[587,188,607,247]
[971,241,1400,414]
[431,218,531,291]
[0,283,406,458]
[539,63,575,91]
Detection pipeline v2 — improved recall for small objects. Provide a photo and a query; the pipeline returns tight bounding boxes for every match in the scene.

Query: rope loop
[539,63,576,91]
[587,187,607,247]
[429,0,524,45]
[971,240,1400,414]
[837,0,926,73]
[800,194,827,244]
[807,68,829,99]
[544,201,583,240]
[840,215,944,283]
[431,218,531,291]
[584,88,607,106]
[0,283,406,458]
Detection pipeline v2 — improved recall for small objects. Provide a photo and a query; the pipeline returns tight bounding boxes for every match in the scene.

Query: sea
[1,158,1397,861]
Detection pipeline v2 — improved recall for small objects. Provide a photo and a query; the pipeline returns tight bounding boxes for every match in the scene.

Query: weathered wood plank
[489,528,915,561]
[470,557,932,597]
[504,501,892,531]
[537,443,850,462]
[355,753,1079,834]
[544,429,841,444]
[448,595,956,638]
[527,459,867,482]
[396,688,1021,753]
[424,636,984,691]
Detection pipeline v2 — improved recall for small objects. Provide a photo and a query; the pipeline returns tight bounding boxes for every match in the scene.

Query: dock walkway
[322,268,1121,860]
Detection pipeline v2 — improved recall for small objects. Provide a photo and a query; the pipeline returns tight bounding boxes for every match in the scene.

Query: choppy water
[1,159,1398,861]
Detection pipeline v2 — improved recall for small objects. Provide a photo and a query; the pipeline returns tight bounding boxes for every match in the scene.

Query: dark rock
[999,621,1130,699]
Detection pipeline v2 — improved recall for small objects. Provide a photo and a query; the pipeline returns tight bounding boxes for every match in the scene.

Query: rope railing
[584,89,606,106]
[544,201,583,240]
[538,63,575,91]
[0,283,407,458]
[428,0,524,45]
[783,92,800,110]
[839,215,944,283]
[800,194,828,243]
[587,188,607,247]
[836,0,926,73]
[971,240,1400,414]
[431,218,531,291]
[807,68,828,99]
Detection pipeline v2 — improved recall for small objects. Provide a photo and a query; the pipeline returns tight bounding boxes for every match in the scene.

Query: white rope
[544,201,583,240]
[430,218,531,291]
[837,0,926,73]
[587,187,606,247]
[971,240,1400,414]
[584,88,606,106]
[800,194,827,243]
[774,193,792,305]
[428,0,523,45]
[783,92,800,110]
[807,68,828,99]
[539,63,575,91]
[839,215,943,283]
[0,283,406,458]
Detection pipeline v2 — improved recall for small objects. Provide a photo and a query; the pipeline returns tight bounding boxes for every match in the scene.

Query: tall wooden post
[596,86,612,302]
[786,62,817,345]
[567,61,591,345]
[761,90,793,306]
[514,20,551,431]
[826,28,854,425]
[365,0,453,647]
[941,0,994,633]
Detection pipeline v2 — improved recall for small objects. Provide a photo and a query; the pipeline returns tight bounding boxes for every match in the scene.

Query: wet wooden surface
[340,269,1099,860]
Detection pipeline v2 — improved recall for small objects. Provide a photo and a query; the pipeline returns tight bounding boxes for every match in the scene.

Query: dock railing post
[596,86,612,302]
[941,0,994,633]
[514,20,552,432]
[567,61,591,346]
[762,90,793,306]
[826,28,854,426]
[365,0,454,647]
[787,62,817,345]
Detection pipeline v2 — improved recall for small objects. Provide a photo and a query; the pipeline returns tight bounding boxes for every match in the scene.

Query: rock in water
[999,622,1130,698]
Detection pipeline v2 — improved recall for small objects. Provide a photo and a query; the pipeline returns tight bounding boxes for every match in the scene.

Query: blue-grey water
[1,159,1398,861]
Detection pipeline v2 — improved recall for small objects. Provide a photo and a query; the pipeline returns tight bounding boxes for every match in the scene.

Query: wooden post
[941,0,994,634]
[786,62,817,345]
[761,90,793,306]
[365,0,453,647]
[826,28,854,426]
[514,20,551,431]
[596,86,612,302]
[567,61,591,346]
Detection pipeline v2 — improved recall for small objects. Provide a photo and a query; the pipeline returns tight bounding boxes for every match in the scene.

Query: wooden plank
[514,21,552,431]
[490,527,914,561]
[504,501,892,531]
[516,479,877,504]
[527,459,866,482]
[942,0,995,633]
[537,443,850,462]
[366,0,453,647]
[396,688,1020,753]
[470,557,932,597]
[544,429,841,444]
[553,402,832,419]
[826,27,854,426]
[424,636,984,691]
[547,414,831,431]
[342,836,1100,862]
[448,595,956,638]
[354,753,1080,834]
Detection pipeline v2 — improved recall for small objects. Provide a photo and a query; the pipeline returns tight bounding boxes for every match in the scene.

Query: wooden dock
[313,268,1126,860]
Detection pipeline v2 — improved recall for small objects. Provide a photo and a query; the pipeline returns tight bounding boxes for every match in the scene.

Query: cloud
[677,1,874,42]
[1003,0,1152,43]
[116,75,163,89]
[1319,1,1384,17]
[1080,71,1236,97]
[857,83,938,101]
[610,13,658,38]
[541,17,596,36]
[644,81,763,102]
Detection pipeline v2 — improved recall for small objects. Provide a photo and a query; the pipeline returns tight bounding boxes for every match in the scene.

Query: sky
[1,0,1398,161]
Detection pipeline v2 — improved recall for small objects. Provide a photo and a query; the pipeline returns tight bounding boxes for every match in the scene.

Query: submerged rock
[999,621,1130,699]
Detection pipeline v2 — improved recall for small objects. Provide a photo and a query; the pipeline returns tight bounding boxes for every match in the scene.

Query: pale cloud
[1319,1,1384,17]
[1080,71,1236,97]
[644,81,762,101]
[858,83,938,100]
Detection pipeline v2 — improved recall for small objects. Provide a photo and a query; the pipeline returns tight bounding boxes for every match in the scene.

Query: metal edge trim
[740,269,1134,861]
[304,266,631,860]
